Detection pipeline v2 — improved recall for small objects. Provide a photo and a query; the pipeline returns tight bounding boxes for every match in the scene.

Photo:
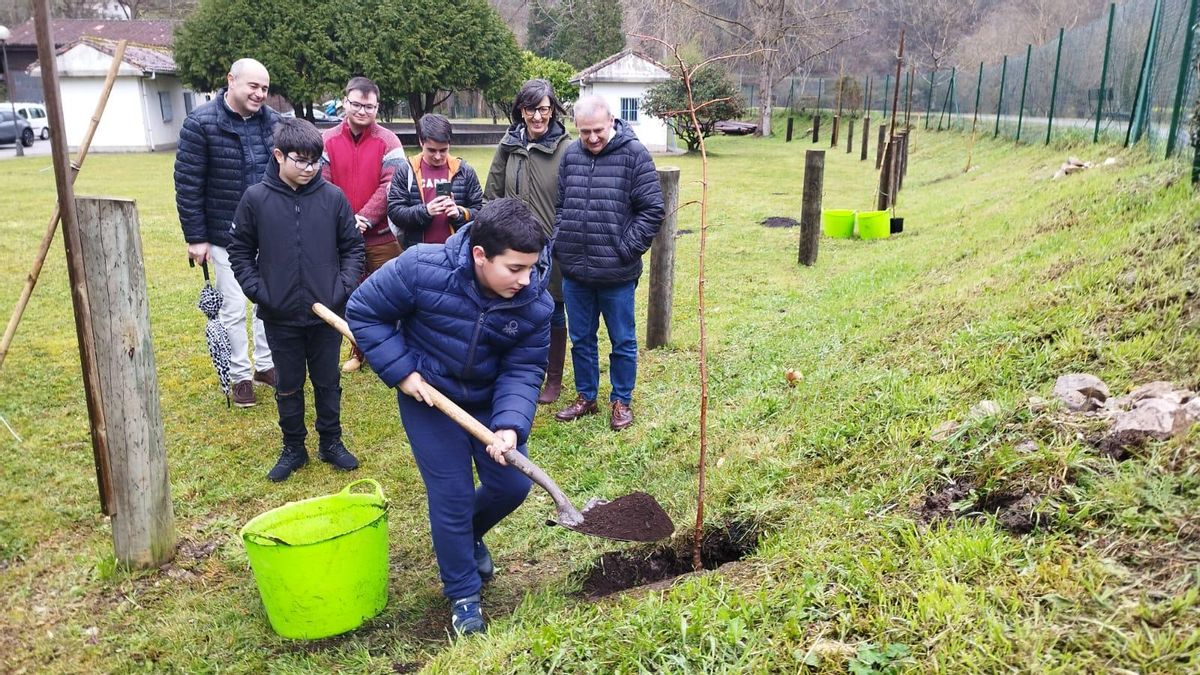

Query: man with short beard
[321,77,405,373]
[175,58,278,407]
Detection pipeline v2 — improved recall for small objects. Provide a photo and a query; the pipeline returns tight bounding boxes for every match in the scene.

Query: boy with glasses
[321,77,405,373]
[228,118,365,481]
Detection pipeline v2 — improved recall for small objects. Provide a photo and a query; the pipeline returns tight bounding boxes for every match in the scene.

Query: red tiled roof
[5,18,176,47]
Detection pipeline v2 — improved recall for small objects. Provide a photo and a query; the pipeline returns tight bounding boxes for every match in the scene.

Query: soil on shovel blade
[580,521,759,598]
[571,492,674,541]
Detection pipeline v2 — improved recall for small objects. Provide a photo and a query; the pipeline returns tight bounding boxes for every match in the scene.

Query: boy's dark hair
[470,198,545,257]
[416,113,452,144]
[510,79,566,125]
[273,118,324,160]
[345,76,379,99]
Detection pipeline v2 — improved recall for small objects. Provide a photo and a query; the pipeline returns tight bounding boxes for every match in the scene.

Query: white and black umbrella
[191,259,232,407]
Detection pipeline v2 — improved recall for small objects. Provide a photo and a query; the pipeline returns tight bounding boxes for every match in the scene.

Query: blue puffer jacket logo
[345,226,554,443]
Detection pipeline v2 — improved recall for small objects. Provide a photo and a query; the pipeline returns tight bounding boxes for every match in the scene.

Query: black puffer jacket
[227,157,365,327]
[552,118,664,287]
[174,88,279,248]
[387,155,484,249]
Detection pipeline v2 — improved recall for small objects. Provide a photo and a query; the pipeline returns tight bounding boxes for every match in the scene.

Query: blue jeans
[562,277,638,404]
[397,394,532,600]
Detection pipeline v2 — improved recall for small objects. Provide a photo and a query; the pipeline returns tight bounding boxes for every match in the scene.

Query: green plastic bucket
[822,209,855,238]
[241,479,389,639]
[857,210,890,240]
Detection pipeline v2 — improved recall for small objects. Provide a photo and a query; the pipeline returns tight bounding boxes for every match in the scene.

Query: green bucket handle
[243,479,387,547]
[340,478,385,502]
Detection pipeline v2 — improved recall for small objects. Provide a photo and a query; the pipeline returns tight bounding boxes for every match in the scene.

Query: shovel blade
[547,491,674,543]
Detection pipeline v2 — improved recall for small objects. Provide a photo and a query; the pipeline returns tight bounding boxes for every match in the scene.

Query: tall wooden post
[846,115,855,153]
[34,0,113,515]
[876,124,887,168]
[647,167,679,350]
[812,114,821,142]
[77,197,175,568]
[861,116,871,161]
[877,141,894,210]
[798,151,825,266]
[830,116,840,147]
[786,116,794,142]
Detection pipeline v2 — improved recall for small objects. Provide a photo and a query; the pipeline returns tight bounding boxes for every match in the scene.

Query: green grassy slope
[0,129,1197,673]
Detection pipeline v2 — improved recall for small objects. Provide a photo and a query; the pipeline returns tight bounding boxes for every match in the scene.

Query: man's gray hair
[573,95,613,121]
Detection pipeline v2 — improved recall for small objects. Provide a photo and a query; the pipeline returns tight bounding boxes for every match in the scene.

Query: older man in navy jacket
[175,58,278,407]
[552,95,664,431]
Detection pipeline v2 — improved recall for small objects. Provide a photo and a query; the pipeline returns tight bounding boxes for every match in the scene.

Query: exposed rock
[1015,439,1038,454]
[931,421,960,442]
[1129,381,1184,404]
[1180,399,1200,428]
[969,400,1001,419]
[1027,396,1051,412]
[1053,374,1109,410]
[1111,405,1176,439]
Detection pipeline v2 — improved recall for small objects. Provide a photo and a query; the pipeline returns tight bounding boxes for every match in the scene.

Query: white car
[13,102,50,140]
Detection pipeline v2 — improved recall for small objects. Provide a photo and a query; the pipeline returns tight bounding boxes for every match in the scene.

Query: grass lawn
[1,125,1199,673]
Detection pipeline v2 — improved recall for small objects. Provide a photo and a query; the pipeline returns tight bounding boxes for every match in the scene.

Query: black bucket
[890,217,904,234]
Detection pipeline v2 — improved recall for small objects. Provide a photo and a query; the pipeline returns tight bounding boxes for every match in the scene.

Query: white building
[571,49,675,152]
[30,37,197,152]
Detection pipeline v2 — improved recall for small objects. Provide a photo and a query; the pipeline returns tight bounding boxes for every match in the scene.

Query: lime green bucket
[241,479,389,639]
[857,210,891,240]
[822,209,855,238]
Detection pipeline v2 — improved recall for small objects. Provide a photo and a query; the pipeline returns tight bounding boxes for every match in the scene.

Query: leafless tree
[871,0,988,71]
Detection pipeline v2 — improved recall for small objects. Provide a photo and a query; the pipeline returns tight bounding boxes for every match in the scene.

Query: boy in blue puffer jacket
[345,198,553,636]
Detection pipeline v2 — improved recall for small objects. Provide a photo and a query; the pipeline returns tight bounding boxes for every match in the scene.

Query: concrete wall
[140,75,184,150]
[578,81,672,152]
[59,76,149,151]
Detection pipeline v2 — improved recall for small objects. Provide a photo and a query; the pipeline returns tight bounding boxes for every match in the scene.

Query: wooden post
[77,197,175,568]
[860,115,870,161]
[34,0,113,515]
[647,167,679,350]
[897,132,909,191]
[786,116,794,142]
[876,123,887,168]
[798,151,824,266]
[876,141,894,210]
[812,114,821,142]
[846,115,854,153]
[830,116,840,147]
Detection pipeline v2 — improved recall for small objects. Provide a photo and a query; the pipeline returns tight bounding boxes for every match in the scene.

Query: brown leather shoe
[555,396,598,422]
[232,380,257,407]
[253,368,277,388]
[609,400,633,431]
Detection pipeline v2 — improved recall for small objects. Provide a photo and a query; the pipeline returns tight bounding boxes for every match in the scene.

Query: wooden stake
[812,114,821,143]
[846,114,855,153]
[786,116,794,142]
[798,151,825,266]
[34,0,113,515]
[77,197,175,568]
[876,123,887,168]
[647,167,680,350]
[0,40,128,371]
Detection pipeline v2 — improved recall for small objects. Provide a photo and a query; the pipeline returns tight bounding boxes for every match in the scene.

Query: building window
[620,97,639,122]
[183,92,196,114]
[159,91,174,123]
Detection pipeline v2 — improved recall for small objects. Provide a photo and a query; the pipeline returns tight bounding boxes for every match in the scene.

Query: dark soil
[1095,429,1149,461]
[580,521,759,598]
[918,478,1048,535]
[571,492,675,542]
[761,216,799,228]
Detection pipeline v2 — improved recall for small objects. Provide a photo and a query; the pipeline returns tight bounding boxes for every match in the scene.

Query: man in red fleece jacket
[321,76,405,372]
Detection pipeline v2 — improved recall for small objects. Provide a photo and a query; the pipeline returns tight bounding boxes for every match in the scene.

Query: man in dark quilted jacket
[346,198,552,636]
[174,58,279,408]
[552,95,664,431]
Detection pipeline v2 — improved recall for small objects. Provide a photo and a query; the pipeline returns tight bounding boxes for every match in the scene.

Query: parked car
[13,102,50,140]
[0,109,35,147]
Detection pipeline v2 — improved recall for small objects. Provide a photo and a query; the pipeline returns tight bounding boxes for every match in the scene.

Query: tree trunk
[758,51,773,137]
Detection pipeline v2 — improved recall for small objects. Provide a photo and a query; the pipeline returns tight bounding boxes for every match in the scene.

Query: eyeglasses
[523,105,552,117]
[286,154,320,171]
[346,100,379,113]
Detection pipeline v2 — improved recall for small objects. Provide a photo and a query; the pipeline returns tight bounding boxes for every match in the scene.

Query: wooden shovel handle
[311,303,585,526]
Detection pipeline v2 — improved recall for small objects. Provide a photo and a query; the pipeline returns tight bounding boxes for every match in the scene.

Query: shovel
[313,303,674,543]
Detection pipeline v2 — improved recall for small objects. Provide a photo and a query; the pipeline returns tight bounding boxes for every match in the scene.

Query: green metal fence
[782,0,1198,159]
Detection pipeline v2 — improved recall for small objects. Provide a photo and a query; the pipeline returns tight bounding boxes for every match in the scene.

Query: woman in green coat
[485,79,572,404]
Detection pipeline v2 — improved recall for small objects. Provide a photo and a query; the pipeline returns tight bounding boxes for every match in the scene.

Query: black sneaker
[450,594,486,636]
[474,539,494,583]
[267,445,308,482]
[318,439,359,471]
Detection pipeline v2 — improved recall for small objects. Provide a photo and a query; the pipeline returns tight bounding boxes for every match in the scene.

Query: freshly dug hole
[580,521,760,598]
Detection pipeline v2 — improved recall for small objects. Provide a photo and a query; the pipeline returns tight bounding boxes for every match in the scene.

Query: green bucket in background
[241,479,390,639]
[822,209,855,239]
[857,210,891,240]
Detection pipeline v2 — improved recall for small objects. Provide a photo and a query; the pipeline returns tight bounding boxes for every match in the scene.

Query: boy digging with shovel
[345,198,552,636]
